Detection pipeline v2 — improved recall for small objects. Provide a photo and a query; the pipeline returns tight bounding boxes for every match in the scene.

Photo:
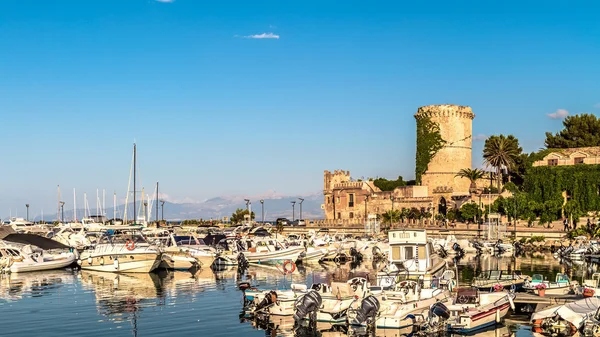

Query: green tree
[483,135,523,190]
[415,116,446,184]
[564,199,584,225]
[381,210,400,226]
[455,168,485,192]
[230,208,255,225]
[460,202,480,222]
[545,114,600,148]
[373,176,407,191]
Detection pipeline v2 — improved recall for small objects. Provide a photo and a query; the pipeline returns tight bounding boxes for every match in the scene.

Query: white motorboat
[219,237,304,265]
[78,227,162,273]
[0,234,76,273]
[523,273,574,296]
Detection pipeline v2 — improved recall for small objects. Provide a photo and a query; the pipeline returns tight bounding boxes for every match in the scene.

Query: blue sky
[1,0,599,218]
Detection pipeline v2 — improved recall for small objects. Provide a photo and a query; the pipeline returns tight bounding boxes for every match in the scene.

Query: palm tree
[482,135,522,191]
[381,210,400,227]
[455,168,486,193]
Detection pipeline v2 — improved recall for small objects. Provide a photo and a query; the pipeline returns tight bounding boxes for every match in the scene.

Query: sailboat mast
[57,185,60,222]
[133,143,136,224]
[73,188,76,222]
[102,189,106,217]
[113,192,116,220]
[156,181,159,223]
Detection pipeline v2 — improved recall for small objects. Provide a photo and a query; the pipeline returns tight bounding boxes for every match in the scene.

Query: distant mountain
[34,193,325,222]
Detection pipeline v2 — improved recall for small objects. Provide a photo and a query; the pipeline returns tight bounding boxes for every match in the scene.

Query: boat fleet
[6,217,600,337]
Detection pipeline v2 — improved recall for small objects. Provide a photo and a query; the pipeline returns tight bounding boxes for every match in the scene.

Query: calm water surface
[0,253,592,337]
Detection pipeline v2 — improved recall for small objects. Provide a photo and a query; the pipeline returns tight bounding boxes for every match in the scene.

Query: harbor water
[0,253,592,337]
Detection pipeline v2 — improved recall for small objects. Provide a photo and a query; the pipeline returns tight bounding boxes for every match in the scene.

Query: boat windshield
[556,274,569,282]
[532,274,543,282]
[174,236,197,246]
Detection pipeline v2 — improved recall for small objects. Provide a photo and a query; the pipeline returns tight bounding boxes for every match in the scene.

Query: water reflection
[0,255,594,337]
[0,269,78,303]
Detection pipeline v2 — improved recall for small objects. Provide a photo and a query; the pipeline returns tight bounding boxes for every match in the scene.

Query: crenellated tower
[415,104,475,199]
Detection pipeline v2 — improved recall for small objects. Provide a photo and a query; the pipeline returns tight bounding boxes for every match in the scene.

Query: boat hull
[244,247,304,264]
[80,253,161,273]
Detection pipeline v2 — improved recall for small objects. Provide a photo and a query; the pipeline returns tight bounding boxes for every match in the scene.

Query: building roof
[545,146,600,159]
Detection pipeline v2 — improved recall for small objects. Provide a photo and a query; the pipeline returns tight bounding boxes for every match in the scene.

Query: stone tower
[414,104,475,201]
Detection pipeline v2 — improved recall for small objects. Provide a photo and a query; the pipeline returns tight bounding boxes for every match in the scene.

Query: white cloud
[547,109,569,119]
[594,103,600,109]
[473,134,487,141]
[155,0,175,3]
[245,32,279,39]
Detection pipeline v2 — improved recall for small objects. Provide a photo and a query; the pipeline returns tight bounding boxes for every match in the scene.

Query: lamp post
[160,199,165,223]
[291,201,296,222]
[298,198,304,220]
[364,196,369,219]
[244,199,250,224]
[390,196,395,228]
[260,199,264,224]
[60,201,65,223]
[26,204,29,222]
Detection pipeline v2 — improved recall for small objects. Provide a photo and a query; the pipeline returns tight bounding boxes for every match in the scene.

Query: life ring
[283,260,296,274]
[125,240,135,251]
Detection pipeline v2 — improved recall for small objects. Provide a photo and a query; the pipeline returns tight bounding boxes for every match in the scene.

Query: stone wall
[415,104,474,197]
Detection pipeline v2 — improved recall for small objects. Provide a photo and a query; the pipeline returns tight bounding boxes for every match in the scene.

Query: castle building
[323,104,475,222]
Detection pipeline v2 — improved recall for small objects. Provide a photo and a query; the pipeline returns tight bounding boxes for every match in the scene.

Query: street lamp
[298,198,304,220]
[260,199,264,224]
[291,201,296,221]
[390,196,395,228]
[60,201,65,223]
[26,204,29,222]
[160,199,165,223]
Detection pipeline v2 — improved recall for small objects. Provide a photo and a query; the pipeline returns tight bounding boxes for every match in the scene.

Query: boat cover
[1,233,70,250]
[530,297,600,328]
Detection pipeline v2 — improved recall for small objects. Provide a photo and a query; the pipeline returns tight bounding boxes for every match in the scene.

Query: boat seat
[330,282,354,298]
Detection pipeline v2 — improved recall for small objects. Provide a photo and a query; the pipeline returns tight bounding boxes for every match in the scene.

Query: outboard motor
[349,247,363,263]
[237,253,249,269]
[352,295,380,326]
[429,302,450,320]
[452,243,465,260]
[294,290,322,323]
[254,290,278,313]
[372,246,384,261]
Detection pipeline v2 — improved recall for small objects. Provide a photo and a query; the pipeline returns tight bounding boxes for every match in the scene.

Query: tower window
[349,212,354,219]
[349,194,354,207]
[575,157,585,165]
[337,212,341,219]
[548,159,558,166]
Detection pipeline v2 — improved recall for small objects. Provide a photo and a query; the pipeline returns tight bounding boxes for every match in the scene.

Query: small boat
[531,297,600,336]
[240,237,305,265]
[523,273,574,296]
[471,270,525,291]
[0,243,76,273]
[441,287,515,334]
[293,277,371,323]
[0,231,76,273]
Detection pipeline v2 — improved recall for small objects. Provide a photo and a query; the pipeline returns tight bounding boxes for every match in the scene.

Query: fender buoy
[283,260,296,274]
[583,288,595,298]
[125,240,135,251]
